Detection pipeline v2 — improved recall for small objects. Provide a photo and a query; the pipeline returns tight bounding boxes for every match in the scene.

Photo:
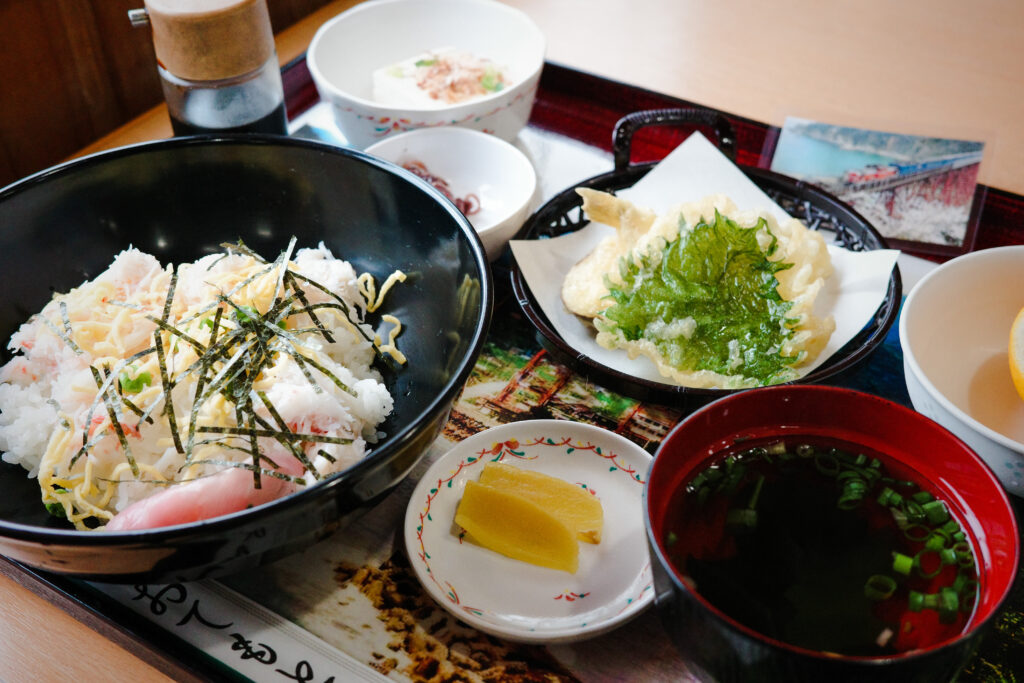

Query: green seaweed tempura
[596,209,802,387]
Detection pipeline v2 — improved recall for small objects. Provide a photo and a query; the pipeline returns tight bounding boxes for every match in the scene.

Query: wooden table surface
[3,1,1022,679]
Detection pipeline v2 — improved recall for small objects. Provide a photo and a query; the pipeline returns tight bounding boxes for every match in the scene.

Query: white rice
[0,243,396,524]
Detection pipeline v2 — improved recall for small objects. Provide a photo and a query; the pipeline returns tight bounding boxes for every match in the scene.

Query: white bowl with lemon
[900,245,1024,496]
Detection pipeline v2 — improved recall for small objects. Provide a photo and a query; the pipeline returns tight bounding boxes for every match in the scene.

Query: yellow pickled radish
[478,462,604,543]
[455,480,579,573]
[1010,306,1024,402]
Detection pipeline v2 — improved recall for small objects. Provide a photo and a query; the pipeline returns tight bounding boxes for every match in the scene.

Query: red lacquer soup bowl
[644,385,1019,683]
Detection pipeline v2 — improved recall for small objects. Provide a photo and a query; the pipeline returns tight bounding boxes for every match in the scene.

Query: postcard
[767,117,984,256]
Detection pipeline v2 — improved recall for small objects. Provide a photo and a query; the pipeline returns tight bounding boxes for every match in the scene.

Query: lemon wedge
[1010,306,1024,402]
[455,480,579,573]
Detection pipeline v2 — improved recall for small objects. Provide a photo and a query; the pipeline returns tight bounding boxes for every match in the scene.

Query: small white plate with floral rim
[403,419,654,643]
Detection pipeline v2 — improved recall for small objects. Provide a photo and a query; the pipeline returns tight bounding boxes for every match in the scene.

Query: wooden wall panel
[0,0,334,188]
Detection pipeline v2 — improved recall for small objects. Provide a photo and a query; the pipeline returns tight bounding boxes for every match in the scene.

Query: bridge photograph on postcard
[769,117,984,251]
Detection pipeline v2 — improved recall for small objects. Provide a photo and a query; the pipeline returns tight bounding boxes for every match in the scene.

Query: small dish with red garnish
[367,126,538,260]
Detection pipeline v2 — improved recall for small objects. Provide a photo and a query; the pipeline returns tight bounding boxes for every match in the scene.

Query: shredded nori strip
[255,390,320,480]
[154,326,186,455]
[90,365,139,477]
[59,301,83,355]
[284,271,335,344]
[196,425,354,445]
[276,341,356,396]
[287,271,378,348]
[220,239,267,264]
[63,240,395,501]
[183,459,307,485]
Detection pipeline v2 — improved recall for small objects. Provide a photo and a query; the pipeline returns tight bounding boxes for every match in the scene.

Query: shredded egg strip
[36,254,410,529]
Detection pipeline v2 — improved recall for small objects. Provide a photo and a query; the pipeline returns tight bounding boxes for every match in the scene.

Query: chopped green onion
[45,501,67,518]
[903,523,931,542]
[938,587,959,623]
[480,66,503,92]
[923,500,949,525]
[925,531,948,551]
[939,548,958,566]
[958,579,979,610]
[877,487,903,507]
[892,552,915,576]
[119,369,152,394]
[940,519,961,536]
[865,574,897,600]
[232,305,260,325]
[890,506,909,529]
[904,500,926,524]
[837,475,868,509]
[726,508,758,530]
[955,544,975,568]
[854,465,882,485]
[910,588,959,619]
[696,486,710,506]
[814,452,840,476]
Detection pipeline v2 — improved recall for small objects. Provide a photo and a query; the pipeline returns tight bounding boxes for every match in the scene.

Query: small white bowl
[366,127,537,260]
[307,0,545,150]
[899,245,1024,496]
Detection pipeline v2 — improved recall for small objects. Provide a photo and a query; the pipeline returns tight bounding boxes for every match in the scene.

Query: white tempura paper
[509,133,900,386]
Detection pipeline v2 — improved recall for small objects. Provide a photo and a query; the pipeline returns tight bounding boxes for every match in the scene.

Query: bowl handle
[612,108,738,172]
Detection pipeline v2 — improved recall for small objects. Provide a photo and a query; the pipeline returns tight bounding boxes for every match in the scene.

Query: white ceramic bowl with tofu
[307,0,546,149]
[366,126,538,260]
[899,245,1024,496]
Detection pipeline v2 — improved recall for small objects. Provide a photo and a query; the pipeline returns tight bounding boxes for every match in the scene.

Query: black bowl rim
[0,134,494,544]
[642,384,1021,665]
[509,162,903,404]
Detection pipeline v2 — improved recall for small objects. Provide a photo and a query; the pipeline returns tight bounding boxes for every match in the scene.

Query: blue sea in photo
[771,130,895,181]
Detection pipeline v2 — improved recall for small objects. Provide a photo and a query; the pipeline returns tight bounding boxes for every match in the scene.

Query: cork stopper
[143,0,275,82]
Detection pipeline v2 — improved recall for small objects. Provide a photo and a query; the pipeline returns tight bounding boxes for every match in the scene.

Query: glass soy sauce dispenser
[130,0,288,136]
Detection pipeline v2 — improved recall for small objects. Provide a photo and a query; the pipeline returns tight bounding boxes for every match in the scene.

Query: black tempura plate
[509,108,901,411]
[0,135,492,583]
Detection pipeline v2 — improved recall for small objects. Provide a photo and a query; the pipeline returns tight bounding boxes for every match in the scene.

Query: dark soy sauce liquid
[170,101,288,137]
[664,436,977,656]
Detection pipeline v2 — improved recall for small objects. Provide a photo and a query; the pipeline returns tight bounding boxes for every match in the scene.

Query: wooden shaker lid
[143,0,275,81]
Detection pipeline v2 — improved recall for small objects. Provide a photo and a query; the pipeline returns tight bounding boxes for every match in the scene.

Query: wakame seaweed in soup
[663,437,979,656]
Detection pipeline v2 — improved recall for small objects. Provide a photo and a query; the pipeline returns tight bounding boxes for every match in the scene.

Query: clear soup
[662,436,979,656]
